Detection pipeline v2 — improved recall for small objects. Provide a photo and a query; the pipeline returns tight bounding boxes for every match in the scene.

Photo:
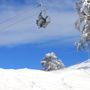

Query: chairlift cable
[0,9,38,32]
[0,4,41,25]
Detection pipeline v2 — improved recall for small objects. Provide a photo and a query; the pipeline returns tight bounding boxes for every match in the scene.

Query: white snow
[0,60,90,90]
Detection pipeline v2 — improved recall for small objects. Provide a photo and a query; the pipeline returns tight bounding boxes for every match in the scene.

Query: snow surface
[0,60,90,90]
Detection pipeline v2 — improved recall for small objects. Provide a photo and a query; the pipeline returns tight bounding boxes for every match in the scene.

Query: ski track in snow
[0,60,90,90]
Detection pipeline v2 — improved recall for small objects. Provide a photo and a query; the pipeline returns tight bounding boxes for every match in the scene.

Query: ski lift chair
[36,11,50,28]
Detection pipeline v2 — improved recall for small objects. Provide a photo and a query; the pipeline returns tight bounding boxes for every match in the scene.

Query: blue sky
[0,0,89,69]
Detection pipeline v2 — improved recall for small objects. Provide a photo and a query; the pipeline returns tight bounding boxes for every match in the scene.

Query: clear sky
[0,0,89,70]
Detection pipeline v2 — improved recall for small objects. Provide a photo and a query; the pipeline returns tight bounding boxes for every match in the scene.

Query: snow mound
[69,59,90,69]
[0,60,90,90]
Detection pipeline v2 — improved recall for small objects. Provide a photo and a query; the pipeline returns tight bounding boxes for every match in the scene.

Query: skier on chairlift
[36,10,50,28]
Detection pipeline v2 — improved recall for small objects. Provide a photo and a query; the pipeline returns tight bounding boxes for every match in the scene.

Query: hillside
[0,60,90,90]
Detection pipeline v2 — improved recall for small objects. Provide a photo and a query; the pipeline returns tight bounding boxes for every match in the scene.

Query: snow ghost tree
[41,52,64,71]
[75,0,90,51]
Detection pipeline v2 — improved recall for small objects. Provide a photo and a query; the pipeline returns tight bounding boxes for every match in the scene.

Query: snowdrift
[0,60,90,90]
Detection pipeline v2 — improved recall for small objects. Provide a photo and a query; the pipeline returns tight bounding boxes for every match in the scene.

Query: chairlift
[36,10,50,28]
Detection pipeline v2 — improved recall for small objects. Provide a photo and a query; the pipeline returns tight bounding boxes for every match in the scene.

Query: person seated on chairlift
[36,11,50,28]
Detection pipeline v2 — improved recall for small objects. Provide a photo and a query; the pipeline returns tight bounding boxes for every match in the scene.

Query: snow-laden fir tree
[41,52,64,71]
[75,0,90,51]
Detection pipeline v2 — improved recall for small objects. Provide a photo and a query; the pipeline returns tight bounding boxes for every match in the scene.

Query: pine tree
[41,52,64,71]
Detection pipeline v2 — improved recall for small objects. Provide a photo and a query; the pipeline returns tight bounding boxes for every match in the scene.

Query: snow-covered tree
[75,0,90,51]
[41,52,65,71]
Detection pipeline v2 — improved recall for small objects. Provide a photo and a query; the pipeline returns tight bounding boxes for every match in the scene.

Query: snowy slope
[0,60,90,90]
